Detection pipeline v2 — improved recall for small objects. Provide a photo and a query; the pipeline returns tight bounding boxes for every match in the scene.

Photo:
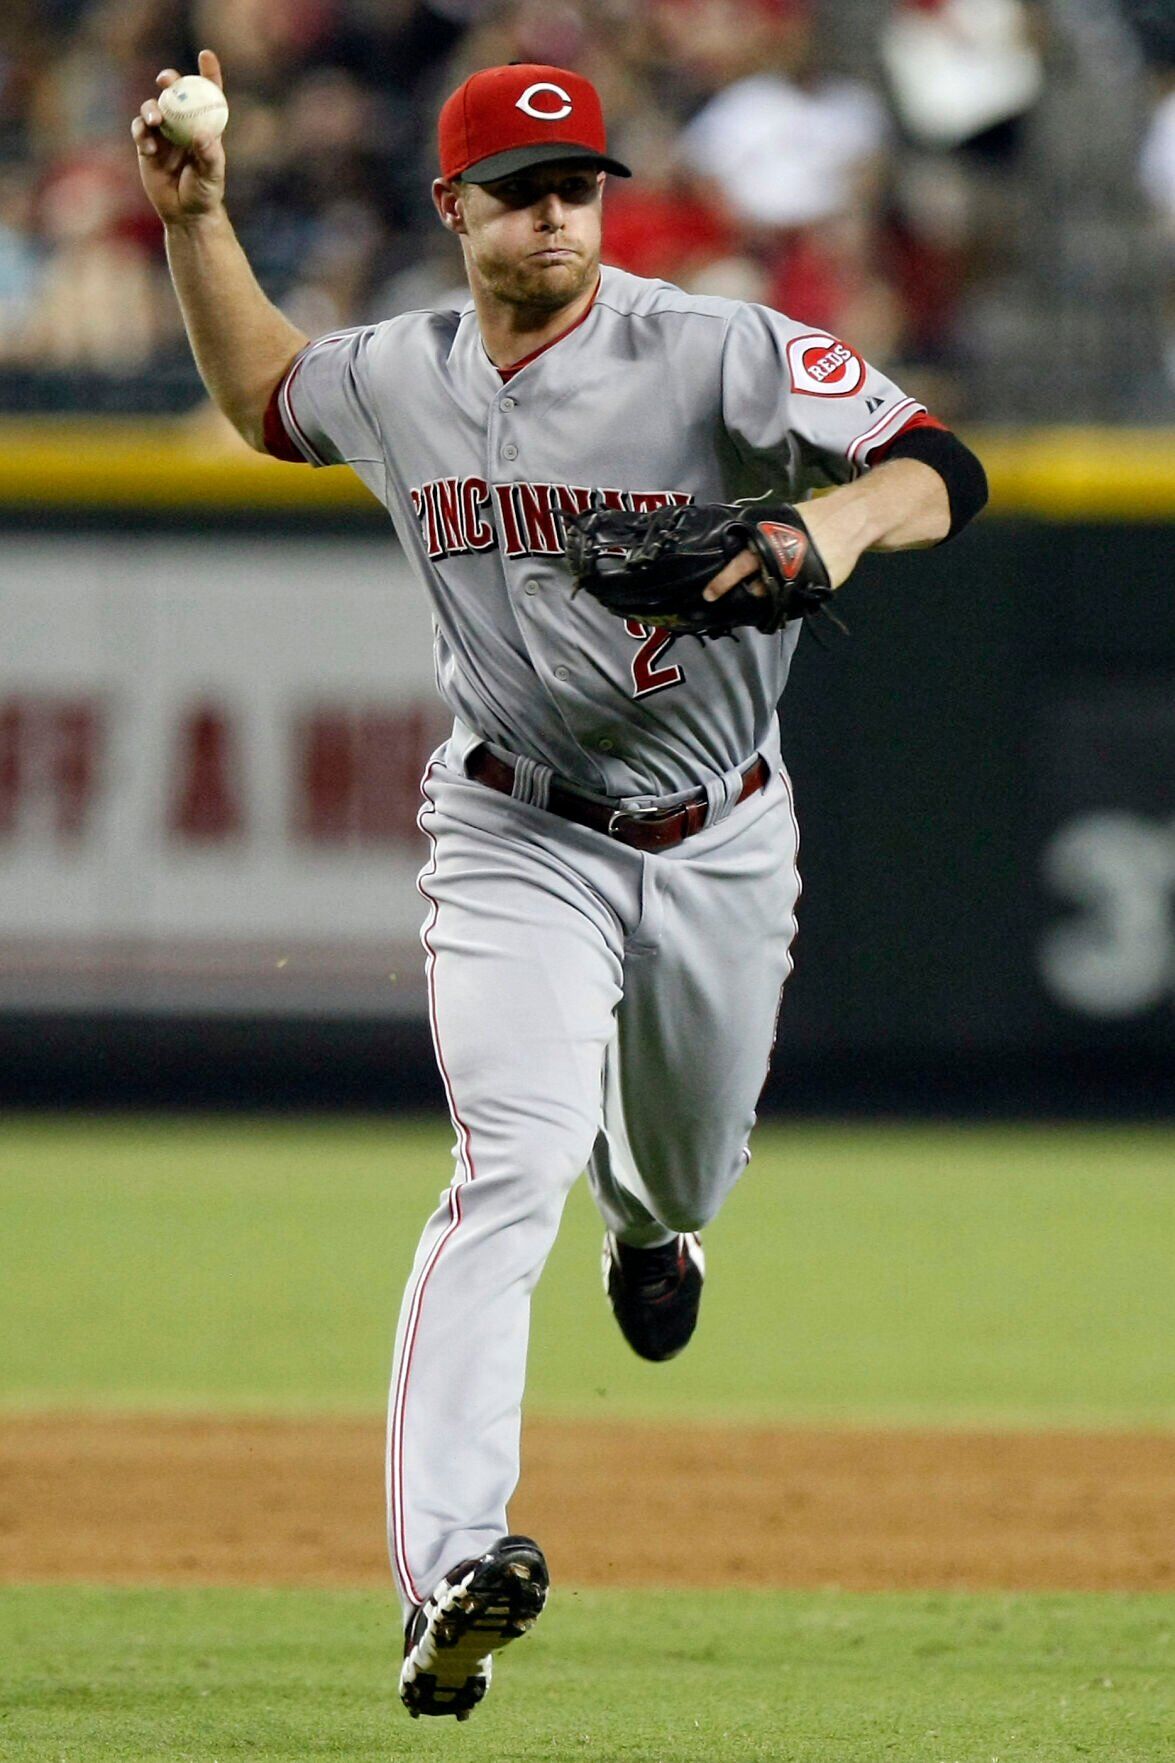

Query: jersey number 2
[625,619,684,699]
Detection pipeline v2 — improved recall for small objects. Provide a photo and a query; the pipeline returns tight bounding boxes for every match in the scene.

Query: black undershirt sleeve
[880,426,989,540]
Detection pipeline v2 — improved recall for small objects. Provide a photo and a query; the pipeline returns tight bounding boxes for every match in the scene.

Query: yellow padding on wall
[0,419,1172,520]
[0,419,380,513]
[977,428,1175,520]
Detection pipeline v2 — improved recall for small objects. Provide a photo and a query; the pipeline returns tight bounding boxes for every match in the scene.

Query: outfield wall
[1,426,1172,1112]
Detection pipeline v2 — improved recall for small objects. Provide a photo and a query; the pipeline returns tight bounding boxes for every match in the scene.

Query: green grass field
[1,1116,1172,1424]
[2,1586,1172,1763]
[2,1116,1173,1760]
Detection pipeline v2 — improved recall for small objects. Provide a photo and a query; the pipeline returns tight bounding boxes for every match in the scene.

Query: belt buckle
[606,803,666,840]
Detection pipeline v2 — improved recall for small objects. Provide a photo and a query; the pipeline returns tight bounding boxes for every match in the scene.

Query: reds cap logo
[786,332,865,398]
[515,82,573,121]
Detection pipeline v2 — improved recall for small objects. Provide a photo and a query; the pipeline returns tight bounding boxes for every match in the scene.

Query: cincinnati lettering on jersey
[408,479,693,562]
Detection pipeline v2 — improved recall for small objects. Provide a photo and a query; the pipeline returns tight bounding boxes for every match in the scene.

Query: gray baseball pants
[386,745,800,1612]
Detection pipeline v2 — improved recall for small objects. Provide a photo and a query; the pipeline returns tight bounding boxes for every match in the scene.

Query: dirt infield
[3,1416,1173,1592]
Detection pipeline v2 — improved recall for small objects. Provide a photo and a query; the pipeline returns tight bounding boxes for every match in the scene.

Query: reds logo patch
[786,332,865,398]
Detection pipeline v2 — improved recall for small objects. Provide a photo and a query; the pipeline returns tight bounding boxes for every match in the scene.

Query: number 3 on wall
[625,619,684,699]
[1038,810,1175,1016]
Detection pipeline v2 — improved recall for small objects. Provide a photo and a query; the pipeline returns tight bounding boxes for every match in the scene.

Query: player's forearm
[164,208,308,450]
[824,458,950,556]
[795,458,951,591]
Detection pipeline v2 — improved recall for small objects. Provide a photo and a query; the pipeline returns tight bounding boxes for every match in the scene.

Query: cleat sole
[399,1537,548,1721]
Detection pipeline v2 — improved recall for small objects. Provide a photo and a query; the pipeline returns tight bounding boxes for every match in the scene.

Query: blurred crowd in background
[0,0,1171,423]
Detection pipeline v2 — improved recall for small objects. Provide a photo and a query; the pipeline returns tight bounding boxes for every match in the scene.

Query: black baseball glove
[561,500,836,641]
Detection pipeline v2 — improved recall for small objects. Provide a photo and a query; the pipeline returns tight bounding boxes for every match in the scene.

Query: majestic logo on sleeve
[786,332,865,398]
[515,82,573,120]
[409,479,692,562]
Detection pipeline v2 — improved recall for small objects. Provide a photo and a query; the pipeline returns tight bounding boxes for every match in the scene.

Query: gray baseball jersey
[269,267,927,1618]
[271,264,925,800]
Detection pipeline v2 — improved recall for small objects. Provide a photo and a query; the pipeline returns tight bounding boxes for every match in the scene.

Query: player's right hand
[132,48,226,226]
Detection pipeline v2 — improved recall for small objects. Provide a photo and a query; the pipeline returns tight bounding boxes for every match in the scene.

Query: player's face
[442,163,605,313]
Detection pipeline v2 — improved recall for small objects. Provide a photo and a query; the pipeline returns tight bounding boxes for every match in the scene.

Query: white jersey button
[554,665,570,681]
[524,580,540,595]
[500,397,517,410]
[502,442,519,462]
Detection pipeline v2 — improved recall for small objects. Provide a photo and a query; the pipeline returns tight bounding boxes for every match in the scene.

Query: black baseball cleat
[398,1534,549,1721]
[602,1231,705,1362]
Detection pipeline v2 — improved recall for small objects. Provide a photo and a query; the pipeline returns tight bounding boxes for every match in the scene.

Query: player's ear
[433,177,469,236]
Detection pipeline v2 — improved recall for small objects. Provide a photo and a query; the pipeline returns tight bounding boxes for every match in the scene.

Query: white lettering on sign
[1038,811,1175,1017]
[515,82,573,121]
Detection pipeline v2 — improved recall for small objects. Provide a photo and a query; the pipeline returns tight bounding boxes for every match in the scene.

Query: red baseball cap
[438,63,631,184]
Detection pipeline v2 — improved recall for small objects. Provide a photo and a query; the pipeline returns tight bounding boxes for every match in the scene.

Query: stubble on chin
[484,251,597,313]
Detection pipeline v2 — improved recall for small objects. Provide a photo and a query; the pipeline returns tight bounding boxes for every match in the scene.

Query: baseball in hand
[158,75,229,148]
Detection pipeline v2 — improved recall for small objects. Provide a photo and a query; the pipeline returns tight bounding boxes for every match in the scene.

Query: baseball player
[133,50,987,1722]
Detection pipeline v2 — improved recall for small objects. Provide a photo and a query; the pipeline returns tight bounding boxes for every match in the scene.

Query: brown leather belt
[466,746,770,852]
